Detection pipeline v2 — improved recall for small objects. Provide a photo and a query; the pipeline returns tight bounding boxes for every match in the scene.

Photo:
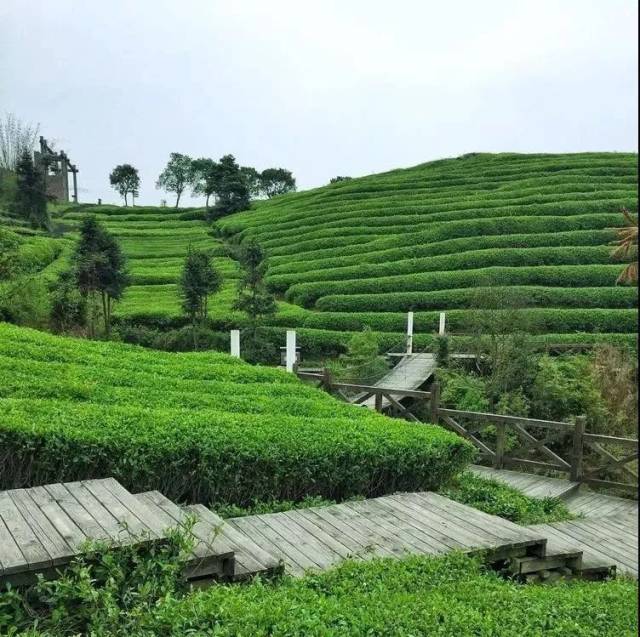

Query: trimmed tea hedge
[0,324,474,505]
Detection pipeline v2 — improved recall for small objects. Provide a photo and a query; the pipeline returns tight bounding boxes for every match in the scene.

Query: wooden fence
[297,370,638,495]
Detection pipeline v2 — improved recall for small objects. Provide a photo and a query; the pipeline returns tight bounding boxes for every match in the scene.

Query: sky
[1,0,637,206]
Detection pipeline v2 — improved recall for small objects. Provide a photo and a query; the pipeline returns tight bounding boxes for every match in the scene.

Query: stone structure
[33,136,78,203]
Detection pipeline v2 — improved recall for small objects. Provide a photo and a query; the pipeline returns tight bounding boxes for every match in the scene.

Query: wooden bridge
[1,477,637,588]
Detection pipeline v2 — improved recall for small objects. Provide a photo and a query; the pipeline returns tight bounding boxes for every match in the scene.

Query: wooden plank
[81,480,150,540]
[8,489,74,567]
[441,415,495,457]
[438,408,574,431]
[0,514,26,576]
[101,479,166,539]
[281,510,354,559]
[338,382,431,399]
[263,514,337,570]
[0,491,51,571]
[43,483,112,543]
[584,433,638,447]
[62,482,127,543]
[502,457,568,473]
[341,499,446,556]
[583,478,638,494]
[232,515,312,575]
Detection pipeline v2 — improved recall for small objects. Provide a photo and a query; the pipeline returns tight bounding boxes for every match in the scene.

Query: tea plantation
[217,152,638,352]
[0,322,472,505]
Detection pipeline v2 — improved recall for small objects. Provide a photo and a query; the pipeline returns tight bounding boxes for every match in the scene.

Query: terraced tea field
[0,323,471,504]
[217,152,638,351]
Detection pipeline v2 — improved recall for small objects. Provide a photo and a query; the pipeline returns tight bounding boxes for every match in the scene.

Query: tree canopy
[109,164,140,206]
[259,168,296,198]
[11,151,48,229]
[156,153,193,208]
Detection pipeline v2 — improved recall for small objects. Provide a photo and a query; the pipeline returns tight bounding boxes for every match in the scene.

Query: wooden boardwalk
[354,353,436,410]
[469,465,638,519]
[528,512,638,578]
[2,479,635,588]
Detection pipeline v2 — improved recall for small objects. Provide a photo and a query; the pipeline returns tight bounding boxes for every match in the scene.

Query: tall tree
[156,152,193,208]
[73,216,129,338]
[259,168,296,198]
[109,164,140,206]
[191,157,219,209]
[233,240,276,359]
[240,166,261,198]
[212,154,250,217]
[179,247,222,349]
[0,113,39,171]
[11,150,48,229]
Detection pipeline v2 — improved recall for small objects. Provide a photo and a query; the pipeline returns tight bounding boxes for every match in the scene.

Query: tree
[259,168,296,198]
[73,216,129,338]
[0,113,39,171]
[330,176,352,184]
[233,240,277,362]
[240,166,262,198]
[190,157,219,209]
[212,154,250,217]
[109,164,140,206]
[179,247,222,349]
[156,153,193,208]
[11,150,48,229]
[613,207,638,284]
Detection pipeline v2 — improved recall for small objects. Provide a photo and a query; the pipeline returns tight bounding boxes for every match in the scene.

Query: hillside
[0,323,471,504]
[217,152,638,351]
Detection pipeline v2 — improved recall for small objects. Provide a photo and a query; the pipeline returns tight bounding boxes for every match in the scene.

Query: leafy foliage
[156,152,194,208]
[0,324,474,505]
[259,167,296,198]
[11,150,48,229]
[3,551,635,636]
[109,163,140,206]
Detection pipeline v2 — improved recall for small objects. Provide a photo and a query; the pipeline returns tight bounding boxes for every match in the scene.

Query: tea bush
[0,323,473,505]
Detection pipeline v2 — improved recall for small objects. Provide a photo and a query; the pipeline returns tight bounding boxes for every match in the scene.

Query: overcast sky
[1,0,637,206]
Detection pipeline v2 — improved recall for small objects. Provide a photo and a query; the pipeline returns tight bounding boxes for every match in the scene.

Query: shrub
[4,551,635,636]
[0,324,474,505]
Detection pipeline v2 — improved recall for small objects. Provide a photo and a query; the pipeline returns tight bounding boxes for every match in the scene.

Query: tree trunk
[101,291,109,337]
[175,190,182,208]
[124,192,128,207]
[205,193,210,209]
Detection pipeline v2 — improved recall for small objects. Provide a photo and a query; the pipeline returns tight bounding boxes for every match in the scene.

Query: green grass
[0,323,473,505]
[216,152,637,352]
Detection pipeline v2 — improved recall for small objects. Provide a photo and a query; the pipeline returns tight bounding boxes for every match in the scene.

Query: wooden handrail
[438,408,575,431]
[583,433,639,447]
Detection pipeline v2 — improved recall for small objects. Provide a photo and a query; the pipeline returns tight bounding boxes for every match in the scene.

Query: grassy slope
[217,152,638,349]
[0,323,472,504]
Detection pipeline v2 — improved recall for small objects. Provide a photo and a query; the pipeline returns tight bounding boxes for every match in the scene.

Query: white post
[406,311,414,354]
[439,312,446,336]
[286,330,296,372]
[230,330,240,358]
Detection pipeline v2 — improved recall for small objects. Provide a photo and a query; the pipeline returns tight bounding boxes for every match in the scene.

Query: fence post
[406,311,414,354]
[230,330,240,358]
[439,312,446,336]
[286,330,296,373]
[322,367,333,392]
[374,391,383,412]
[494,423,506,469]
[570,416,586,482]
[430,382,440,423]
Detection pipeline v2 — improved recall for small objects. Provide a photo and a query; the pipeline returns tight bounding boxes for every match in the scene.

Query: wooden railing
[298,370,638,495]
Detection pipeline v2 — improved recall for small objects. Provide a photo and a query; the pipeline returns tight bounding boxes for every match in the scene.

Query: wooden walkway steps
[354,353,436,410]
[2,479,630,588]
[469,465,581,499]
[528,512,637,578]
[469,464,638,520]
[226,491,593,581]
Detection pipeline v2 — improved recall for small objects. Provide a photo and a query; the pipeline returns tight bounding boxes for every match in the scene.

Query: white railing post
[230,330,240,358]
[439,312,446,336]
[286,330,296,372]
[406,311,414,354]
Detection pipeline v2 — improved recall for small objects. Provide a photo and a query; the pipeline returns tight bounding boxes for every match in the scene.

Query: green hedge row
[296,308,637,335]
[0,324,474,505]
[285,265,626,307]
[267,246,621,291]
[316,285,638,312]
[268,229,618,276]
